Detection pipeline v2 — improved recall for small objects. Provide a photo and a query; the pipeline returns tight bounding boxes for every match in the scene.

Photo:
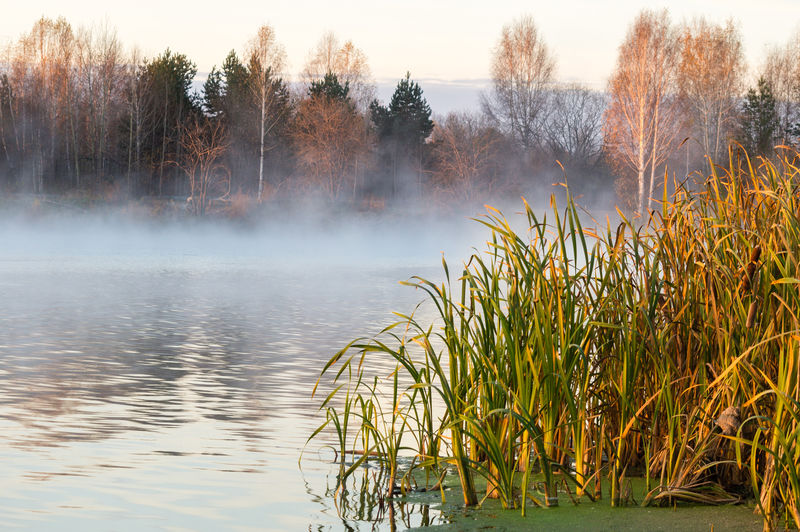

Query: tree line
[0,13,798,215]
[604,10,800,214]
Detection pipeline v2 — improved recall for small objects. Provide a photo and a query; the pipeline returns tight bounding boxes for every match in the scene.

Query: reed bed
[309,149,800,531]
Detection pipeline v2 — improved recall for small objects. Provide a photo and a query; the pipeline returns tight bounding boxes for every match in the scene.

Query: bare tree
[293,92,370,201]
[677,18,744,165]
[543,84,606,167]
[302,32,375,111]
[762,30,800,146]
[302,31,338,79]
[41,18,75,186]
[77,22,124,182]
[0,66,10,168]
[122,47,151,194]
[21,17,76,192]
[430,111,506,201]
[176,117,230,216]
[482,15,555,150]
[245,25,287,202]
[0,42,30,185]
[604,9,680,215]
[0,18,77,191]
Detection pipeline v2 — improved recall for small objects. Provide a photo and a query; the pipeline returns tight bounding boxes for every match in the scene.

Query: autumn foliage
[0,12,798,216]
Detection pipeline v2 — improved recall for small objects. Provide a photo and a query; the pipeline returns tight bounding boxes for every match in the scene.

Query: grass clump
[309,148,800,531]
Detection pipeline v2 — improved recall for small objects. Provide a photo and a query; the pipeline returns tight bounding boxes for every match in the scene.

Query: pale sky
[2,1,799,112]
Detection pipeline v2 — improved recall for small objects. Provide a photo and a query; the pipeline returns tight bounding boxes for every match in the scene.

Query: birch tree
[245,25,287,202]
[482,15,555,150]
[1,17,77,191]
[77,23,123,182]
[23,17,75,191]
[302,32,374,111]
[122,47,152,194]
[678,18,744,164]
[604,9,679,215]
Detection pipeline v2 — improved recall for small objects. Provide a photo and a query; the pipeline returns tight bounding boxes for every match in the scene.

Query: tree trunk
[637,151,645,217]
[258,85,266,202]
[159,79,169,196]
[648,94,661,211]
[0,92,9,165]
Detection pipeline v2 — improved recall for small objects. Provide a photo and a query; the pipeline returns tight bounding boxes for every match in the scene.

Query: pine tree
[309,72,351,102]
[295,72,367,200]
[223,50,249,93]
[369,73,433,197]
[739,77,778,157]
[371,72,433,145]
[202,67,224,117]
[201,49,292,195]
[140,49,199,195]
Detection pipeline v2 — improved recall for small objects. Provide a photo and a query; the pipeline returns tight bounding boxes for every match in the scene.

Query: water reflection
[302,464,447,531]
[0,256,441,530]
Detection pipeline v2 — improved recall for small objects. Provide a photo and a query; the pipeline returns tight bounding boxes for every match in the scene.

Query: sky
[1,1,799,113]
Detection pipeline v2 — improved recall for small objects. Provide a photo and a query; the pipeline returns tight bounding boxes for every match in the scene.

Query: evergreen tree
[223,50,249,93]
[202,50,292,195]
[309,72,351,102]
[222,51,253,136]
[202,67,224,117]
[368,100,391,137]
[371,72,433,145]
[369,73,433,197]
[739,77,778,157]
[140,49,199,195]
[202,51,254,121]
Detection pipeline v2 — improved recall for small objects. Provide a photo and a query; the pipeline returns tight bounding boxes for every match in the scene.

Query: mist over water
[0,204,498,266]
[0,206,511,530]
[0,193,625,530]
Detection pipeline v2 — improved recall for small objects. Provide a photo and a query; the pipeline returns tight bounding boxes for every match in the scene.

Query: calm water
[0,220,478,531]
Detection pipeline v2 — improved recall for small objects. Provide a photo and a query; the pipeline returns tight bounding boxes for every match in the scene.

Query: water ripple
[0,257,440,529]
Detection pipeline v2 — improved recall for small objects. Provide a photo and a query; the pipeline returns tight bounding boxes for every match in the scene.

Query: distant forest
[1,11,799,216]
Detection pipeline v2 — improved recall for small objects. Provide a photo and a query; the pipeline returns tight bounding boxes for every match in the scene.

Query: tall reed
[309,148,800,531]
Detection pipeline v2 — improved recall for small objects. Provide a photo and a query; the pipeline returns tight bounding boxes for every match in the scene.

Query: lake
[0,216,483,531]
[0,213,764,532]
